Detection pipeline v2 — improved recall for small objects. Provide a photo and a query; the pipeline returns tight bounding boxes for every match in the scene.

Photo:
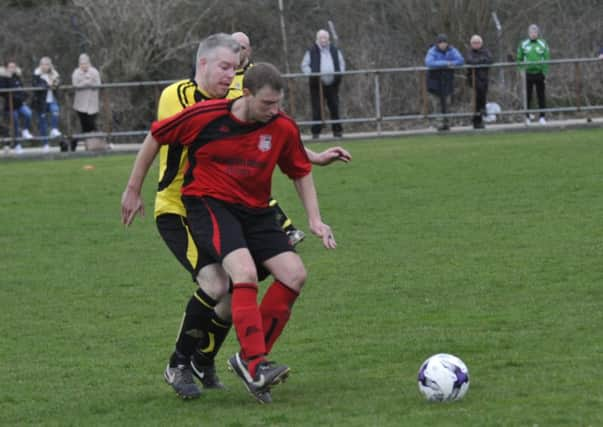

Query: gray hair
[470,34,483,44]
[316,29,329,41]
[195,33,240,67]
[528,24,539,35]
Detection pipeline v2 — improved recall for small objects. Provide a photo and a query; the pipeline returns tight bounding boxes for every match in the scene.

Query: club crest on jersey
[258,135,272,152]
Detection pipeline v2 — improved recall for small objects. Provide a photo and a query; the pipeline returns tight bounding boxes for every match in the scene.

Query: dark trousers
[310,82,342,136]
[67,112,98,151]
[473,83,488,126]
[526,73,546,118]
[77,112,97,133]
[431,93,449,126]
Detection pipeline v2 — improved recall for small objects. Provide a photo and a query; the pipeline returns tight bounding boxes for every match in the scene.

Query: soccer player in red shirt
[122,62,347,403]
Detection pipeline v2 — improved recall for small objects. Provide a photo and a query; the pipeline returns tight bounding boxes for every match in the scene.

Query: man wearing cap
[517,24,550,125]
[425,34,465,131]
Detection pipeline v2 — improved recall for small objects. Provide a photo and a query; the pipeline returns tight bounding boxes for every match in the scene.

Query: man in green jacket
[517,24,550,125]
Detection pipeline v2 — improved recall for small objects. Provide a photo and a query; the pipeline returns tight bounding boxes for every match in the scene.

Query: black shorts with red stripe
[182,195,294,281]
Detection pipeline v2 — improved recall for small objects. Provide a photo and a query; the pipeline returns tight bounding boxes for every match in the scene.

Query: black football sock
[172,288,217,365]
[194,313,232,366]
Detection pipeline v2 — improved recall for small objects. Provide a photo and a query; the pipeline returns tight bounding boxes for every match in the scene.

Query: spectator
[301,29,345,139]
[0,60,33,153]
[517,24,550,125]
[72,53,101,147]
[32,56,61,152]
[229,31,253,98]
[425,34,464,131]
[465,35,493,129]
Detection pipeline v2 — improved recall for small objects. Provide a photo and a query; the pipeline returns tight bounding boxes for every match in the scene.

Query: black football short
[156,213,213,276]
[182,195,293,280]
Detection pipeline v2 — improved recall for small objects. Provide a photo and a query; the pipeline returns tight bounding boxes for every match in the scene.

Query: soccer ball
[417,353,470,401]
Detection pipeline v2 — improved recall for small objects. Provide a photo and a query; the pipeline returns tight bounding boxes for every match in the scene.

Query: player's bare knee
[284,263,307,292]
[196,265,230,300]
[232,264,258,284]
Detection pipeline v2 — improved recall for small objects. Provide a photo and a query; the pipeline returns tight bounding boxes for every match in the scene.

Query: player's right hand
[121,186,144,226]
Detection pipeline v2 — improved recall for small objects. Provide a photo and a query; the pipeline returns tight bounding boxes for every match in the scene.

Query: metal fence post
[8,92,15,148]
[374,72,382,135]
[318,78,325,130]
[575,62,582,112]
[421,70,429,123]
[67,91,74,148]
[102,88,112,139]
[521,71,527,119]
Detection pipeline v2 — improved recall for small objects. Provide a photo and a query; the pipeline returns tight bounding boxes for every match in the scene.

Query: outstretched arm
[305,146,352,166]
[120,131,161,226]
[293,173,336,249]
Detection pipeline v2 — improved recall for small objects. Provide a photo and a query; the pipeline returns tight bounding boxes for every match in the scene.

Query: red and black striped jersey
[151,98,311,209]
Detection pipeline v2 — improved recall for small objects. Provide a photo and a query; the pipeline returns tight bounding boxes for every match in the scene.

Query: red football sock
[231,283,266,376]
[260,281,299,355]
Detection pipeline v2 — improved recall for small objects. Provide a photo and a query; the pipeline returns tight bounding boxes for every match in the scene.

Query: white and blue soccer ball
[417,353,470,401]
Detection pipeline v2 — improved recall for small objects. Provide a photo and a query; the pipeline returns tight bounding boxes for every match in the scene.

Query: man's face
[7,62,17,75]
[470,39,482,50]
[317,32,330,48]
[247,86,283,123]
[79,61,90,72]
[529,29,538,40]
[199,47,239,98]
[236,37,251,68]
[437,41,448,51]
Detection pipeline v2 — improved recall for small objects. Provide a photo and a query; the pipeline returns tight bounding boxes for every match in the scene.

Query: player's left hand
[313,146,352,166]
[310,221,337,249]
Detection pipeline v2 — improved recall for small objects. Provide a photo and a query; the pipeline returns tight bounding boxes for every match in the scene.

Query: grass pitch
[1,129,602,426]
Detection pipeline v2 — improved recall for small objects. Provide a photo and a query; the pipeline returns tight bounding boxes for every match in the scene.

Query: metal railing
[1,57,601,147]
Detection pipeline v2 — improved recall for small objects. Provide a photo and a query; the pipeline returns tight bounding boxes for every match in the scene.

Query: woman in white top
[32,56,61,150]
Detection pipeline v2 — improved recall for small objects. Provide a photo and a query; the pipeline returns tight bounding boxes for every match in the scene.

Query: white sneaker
[539,117,547,125]
[525,118,531,126]
[49,128,62,138]
[21,129,33,139]
[43,144,50,153]
[14,144,24,154]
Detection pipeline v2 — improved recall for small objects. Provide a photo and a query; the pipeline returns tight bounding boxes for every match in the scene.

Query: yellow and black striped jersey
[154,79,238,218]
[227,61,253,99]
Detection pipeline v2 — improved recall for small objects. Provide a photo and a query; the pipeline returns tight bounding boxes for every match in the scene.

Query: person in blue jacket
[425,34,464,131]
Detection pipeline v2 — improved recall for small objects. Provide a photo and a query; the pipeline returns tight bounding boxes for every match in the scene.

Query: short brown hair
[243,62,283,94]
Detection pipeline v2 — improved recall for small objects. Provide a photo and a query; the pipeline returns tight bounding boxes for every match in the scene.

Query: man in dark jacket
[301,29,345,138]
[465,35,493,129]
[425,34,464,131]
[0,61,33,152]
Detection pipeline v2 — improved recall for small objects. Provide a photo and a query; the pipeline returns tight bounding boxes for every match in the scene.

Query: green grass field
[2,129,603,426]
